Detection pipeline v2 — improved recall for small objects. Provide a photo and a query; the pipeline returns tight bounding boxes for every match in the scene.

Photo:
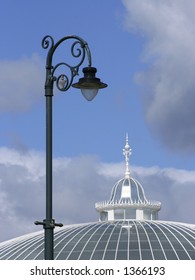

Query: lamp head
[72,67,107,101]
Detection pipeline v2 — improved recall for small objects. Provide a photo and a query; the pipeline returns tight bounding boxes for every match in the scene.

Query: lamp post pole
[35,35,107,260]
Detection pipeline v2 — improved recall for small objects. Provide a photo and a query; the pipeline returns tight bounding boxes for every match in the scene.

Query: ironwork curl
[43,35,92,94]
[42,35,54,50]
[71,40,84,58]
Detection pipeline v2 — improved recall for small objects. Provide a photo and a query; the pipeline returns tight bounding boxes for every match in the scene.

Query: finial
[123,133,132,178]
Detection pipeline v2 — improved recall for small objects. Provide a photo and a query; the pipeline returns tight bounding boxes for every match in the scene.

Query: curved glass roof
[0,220,194,260]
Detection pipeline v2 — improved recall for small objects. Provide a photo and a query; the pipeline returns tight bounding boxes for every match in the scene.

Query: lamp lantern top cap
[72,66,107,90]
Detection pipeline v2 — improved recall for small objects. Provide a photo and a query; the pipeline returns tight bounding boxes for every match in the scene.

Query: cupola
[95,134,161,221]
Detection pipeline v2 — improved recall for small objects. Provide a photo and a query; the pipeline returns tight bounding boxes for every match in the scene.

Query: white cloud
[122,0,195,153]
[0,148,195,242]
[0,54,44,113]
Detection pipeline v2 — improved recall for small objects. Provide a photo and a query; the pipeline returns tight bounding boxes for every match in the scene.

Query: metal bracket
[34,219,63,229]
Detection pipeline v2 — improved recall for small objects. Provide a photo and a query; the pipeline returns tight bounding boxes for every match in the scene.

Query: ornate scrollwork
[42,35,54,50]
[43,35,92,93]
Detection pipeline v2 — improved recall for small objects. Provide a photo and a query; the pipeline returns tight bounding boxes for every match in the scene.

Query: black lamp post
[35,35,107,260]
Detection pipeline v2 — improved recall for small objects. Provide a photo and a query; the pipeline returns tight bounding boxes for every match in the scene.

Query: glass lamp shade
[81,88,99,101]
[72,67,107,101]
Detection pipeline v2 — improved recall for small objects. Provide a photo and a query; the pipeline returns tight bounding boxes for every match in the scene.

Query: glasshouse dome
[0,135,194,260]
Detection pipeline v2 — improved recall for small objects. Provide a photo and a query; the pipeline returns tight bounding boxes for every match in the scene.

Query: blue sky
[0,0,195,241]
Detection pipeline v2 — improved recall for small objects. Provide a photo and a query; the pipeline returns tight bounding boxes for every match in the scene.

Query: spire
[123,133,132,178]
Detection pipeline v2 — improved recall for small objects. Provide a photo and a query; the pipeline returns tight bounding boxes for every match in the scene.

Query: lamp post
[35,35,107,260]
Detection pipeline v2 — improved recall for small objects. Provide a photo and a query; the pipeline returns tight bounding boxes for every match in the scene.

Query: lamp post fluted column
[35,35,107,260]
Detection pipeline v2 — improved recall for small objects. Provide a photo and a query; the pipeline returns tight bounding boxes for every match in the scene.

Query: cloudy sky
[0,0,195,242]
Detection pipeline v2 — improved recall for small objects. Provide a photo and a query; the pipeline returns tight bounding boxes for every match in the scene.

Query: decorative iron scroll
[42,35,92,92]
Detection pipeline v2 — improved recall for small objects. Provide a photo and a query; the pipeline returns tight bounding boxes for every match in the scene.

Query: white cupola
[95,134,161,221]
